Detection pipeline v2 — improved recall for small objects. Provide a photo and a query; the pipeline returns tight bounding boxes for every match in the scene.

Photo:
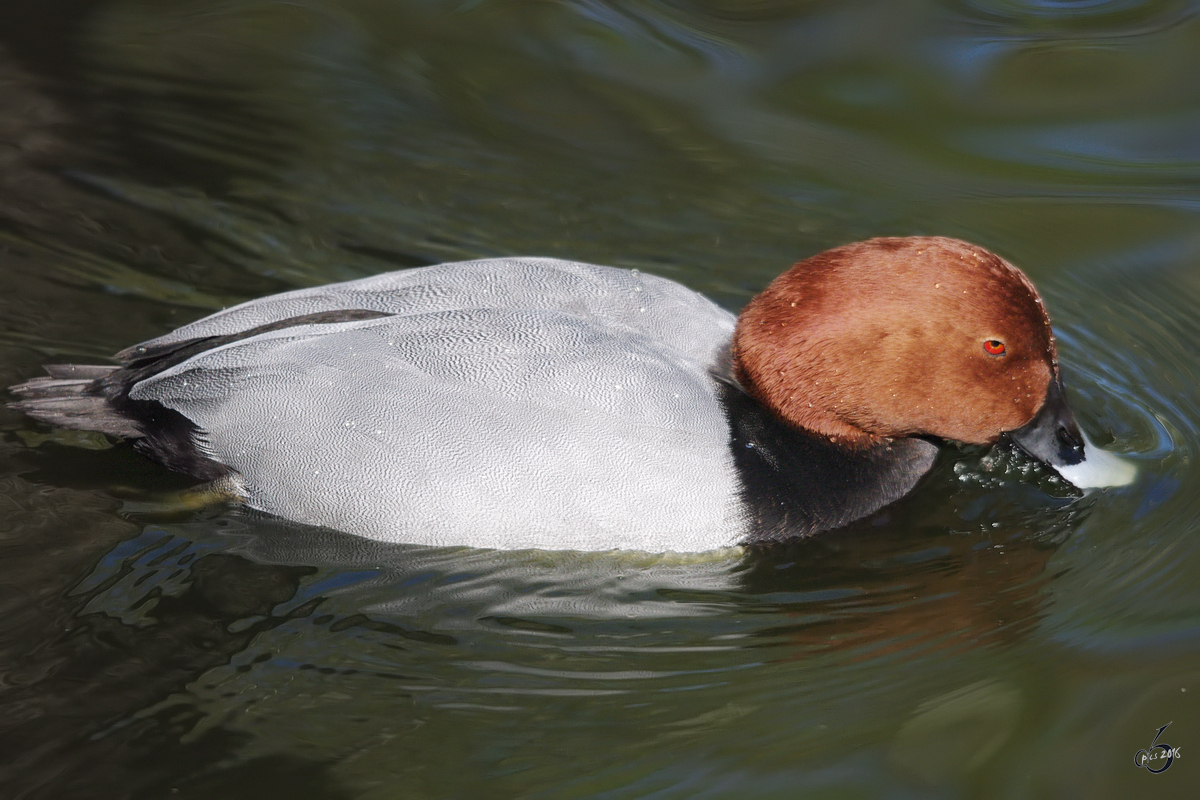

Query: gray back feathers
[131,258,747,550]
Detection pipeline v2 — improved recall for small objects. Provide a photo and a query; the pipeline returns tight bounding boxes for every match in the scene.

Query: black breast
[718,383,939,543]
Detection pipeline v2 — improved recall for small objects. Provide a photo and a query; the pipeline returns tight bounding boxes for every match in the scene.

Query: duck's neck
[717,382,939,543]
[730,355,883,447]
[729,296,886,449]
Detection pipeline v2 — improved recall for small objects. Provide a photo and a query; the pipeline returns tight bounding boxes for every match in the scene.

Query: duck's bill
[1006,376,1137,490]
[1053,427,1138,489]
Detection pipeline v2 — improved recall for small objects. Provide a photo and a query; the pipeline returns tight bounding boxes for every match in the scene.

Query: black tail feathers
[8,365,145,439]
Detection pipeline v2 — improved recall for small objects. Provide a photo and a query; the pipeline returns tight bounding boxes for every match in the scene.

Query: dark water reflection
[0,500,1066,798]
[2,0,1199,798]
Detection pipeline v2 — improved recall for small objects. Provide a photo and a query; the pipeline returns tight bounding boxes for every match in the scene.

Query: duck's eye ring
[983,340,1006,356]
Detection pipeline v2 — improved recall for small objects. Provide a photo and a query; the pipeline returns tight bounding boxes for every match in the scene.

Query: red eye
[983,340,1006,356]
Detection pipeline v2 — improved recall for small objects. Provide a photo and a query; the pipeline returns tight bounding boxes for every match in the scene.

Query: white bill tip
[1056,428,1138,489]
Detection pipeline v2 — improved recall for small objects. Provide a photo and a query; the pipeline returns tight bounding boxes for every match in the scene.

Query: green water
[1,1,1198,797]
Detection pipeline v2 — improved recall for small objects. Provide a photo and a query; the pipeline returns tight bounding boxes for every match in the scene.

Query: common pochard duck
[10,236,1133,551]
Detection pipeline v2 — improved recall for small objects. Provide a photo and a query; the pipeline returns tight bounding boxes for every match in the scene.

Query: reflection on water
[1,0,1199,798]
[0,498,1069,797]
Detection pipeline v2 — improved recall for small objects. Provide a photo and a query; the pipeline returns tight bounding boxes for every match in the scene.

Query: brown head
[732,236,1059,447]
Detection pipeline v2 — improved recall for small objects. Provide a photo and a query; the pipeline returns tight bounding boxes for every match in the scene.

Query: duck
[9,236,1134,551]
